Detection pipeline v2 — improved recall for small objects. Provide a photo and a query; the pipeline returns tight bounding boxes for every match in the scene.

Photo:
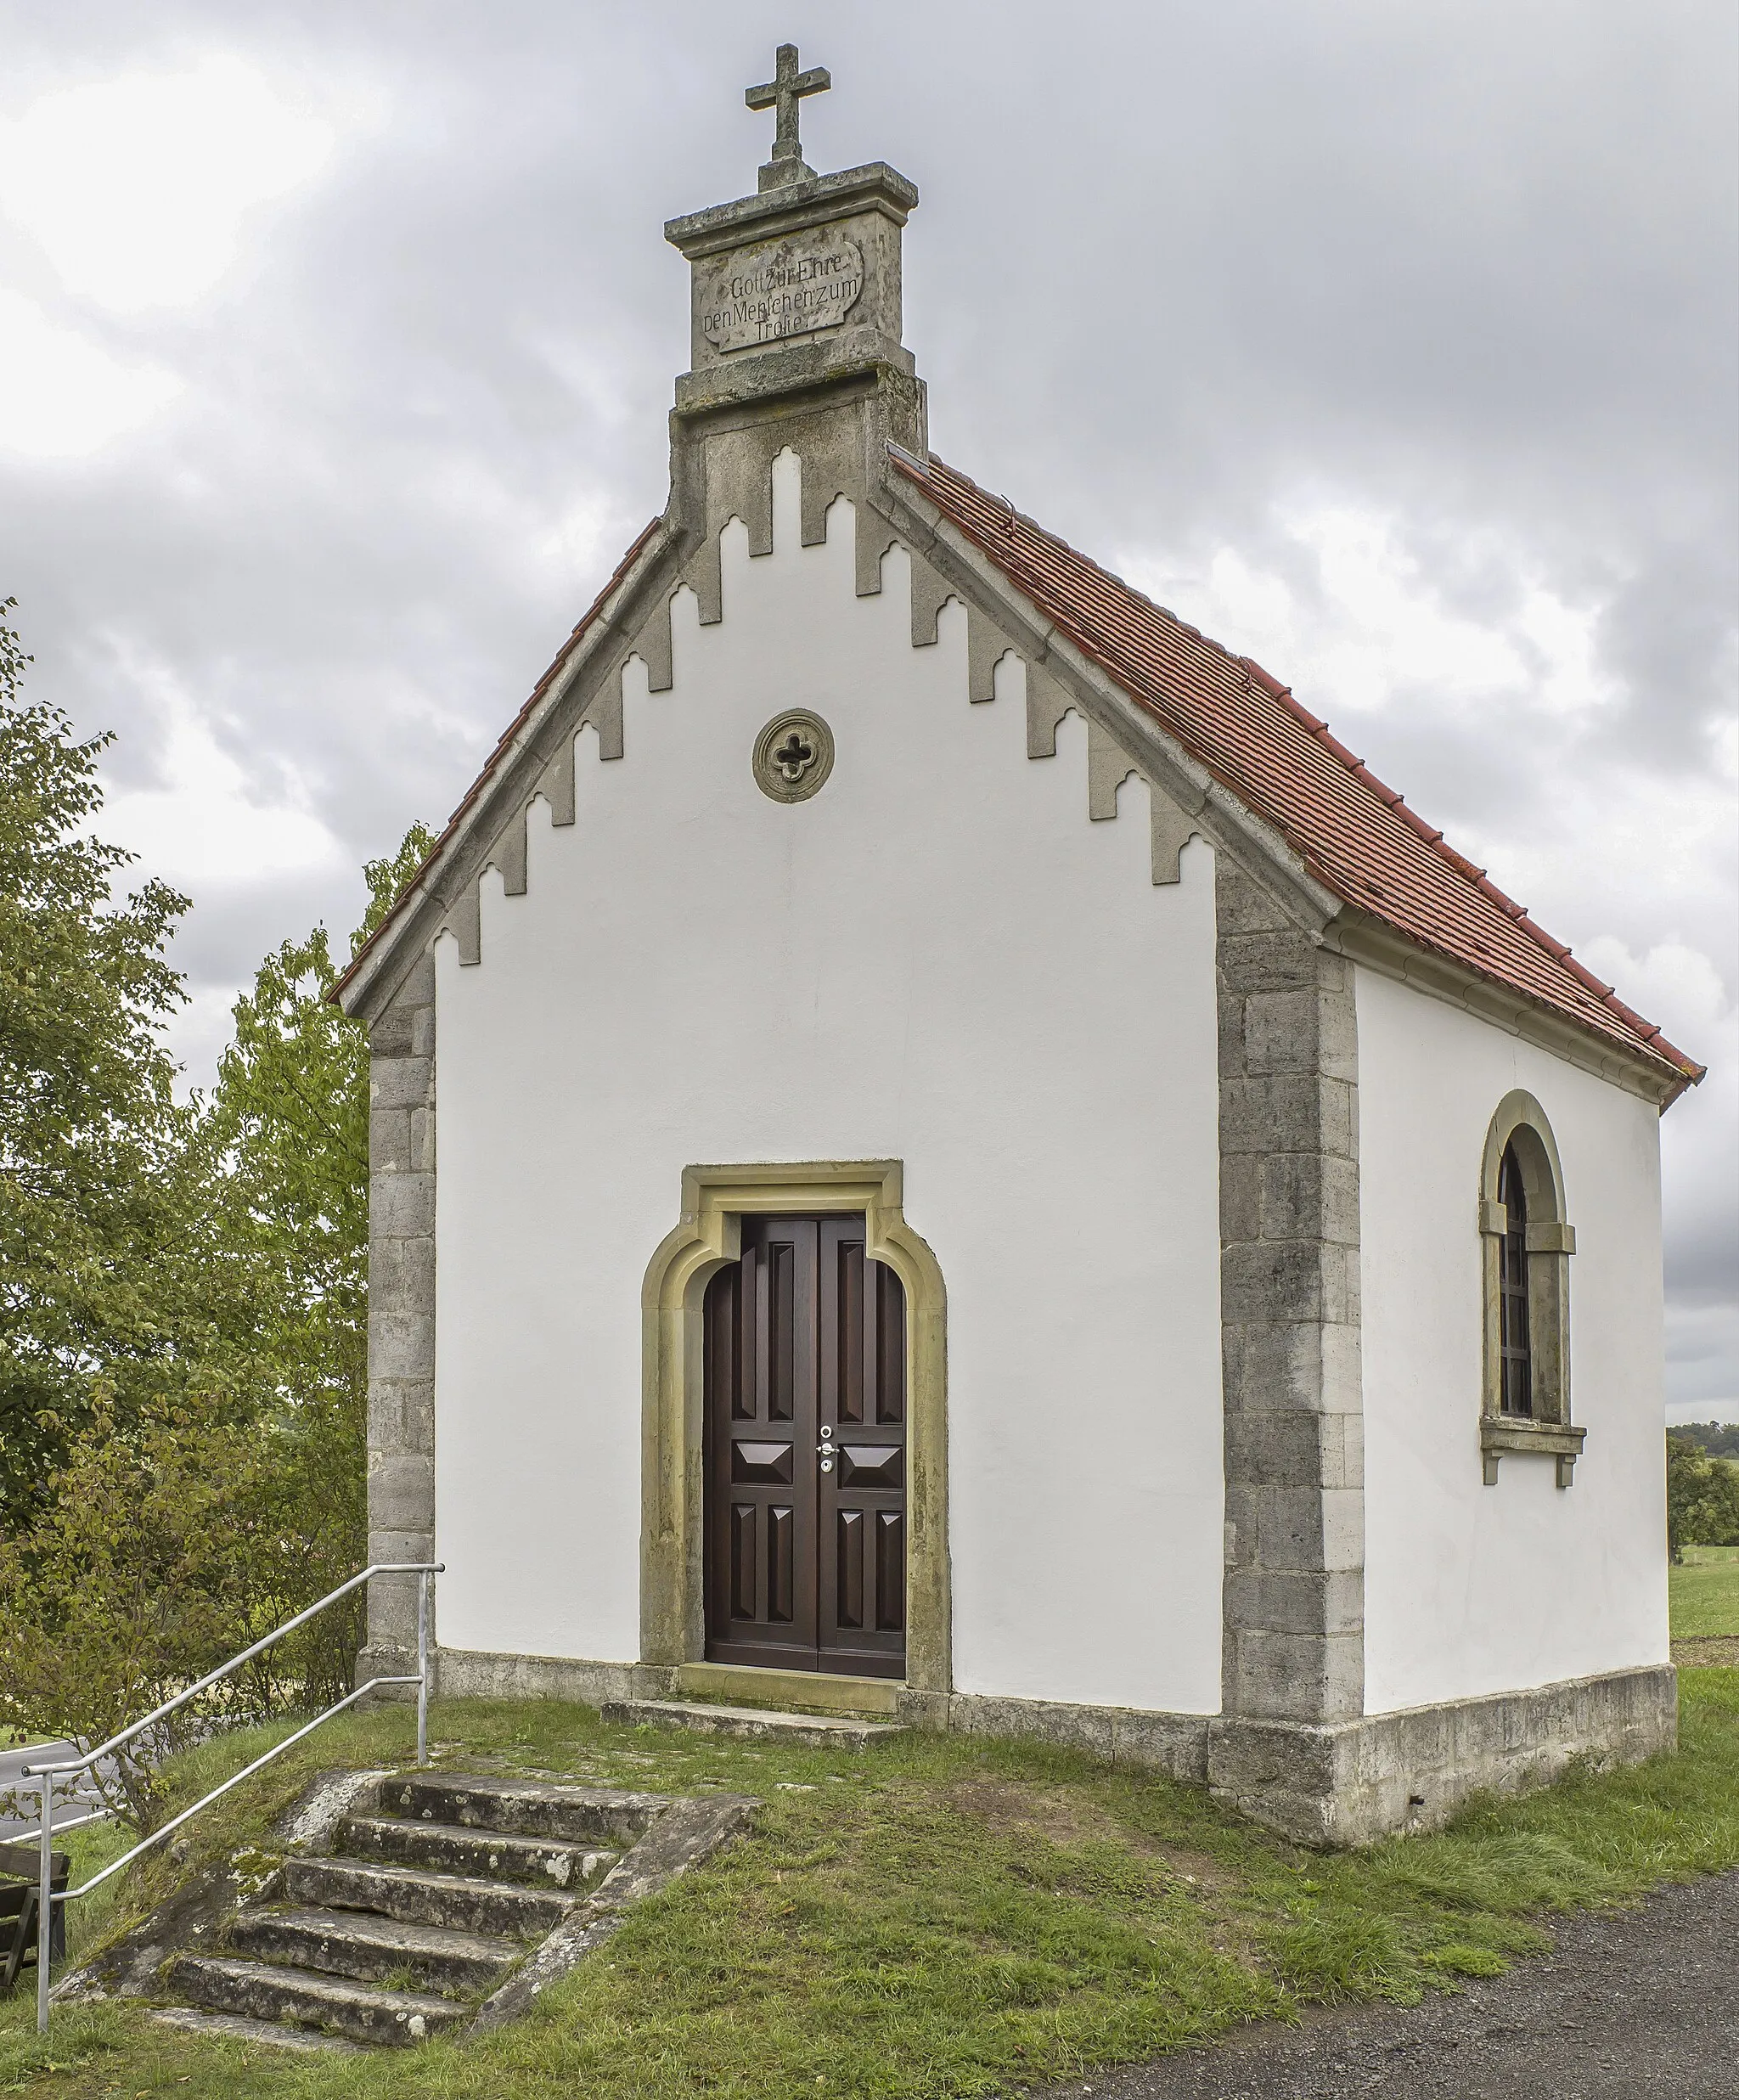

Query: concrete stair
[228,1906,521,1993]
[162,1773,653,2048]
[336,1812,613,1892]
[173,1956,467,2047]
[280,1855,573,1937]
[150,2004,365,2054]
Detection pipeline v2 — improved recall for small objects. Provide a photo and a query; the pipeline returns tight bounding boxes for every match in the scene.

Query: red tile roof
[893,447,1700,1089]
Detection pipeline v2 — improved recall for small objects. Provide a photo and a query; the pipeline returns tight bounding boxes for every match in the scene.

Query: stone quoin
[335,44,1701,1845]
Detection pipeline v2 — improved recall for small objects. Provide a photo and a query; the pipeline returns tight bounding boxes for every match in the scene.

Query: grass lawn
[2,1672,1736,2099]
[1671,1545,1739,1641]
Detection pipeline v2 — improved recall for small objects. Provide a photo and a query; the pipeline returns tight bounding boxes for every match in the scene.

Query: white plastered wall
[432,451,1226,1714]
[1357,964,1669,1712]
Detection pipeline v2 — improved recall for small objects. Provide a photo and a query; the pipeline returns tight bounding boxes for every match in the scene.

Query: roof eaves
[331,515,665,1011]
[1241,657,1702,1084]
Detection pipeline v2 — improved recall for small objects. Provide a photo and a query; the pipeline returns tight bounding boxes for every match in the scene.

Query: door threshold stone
[601,1697,906,1748]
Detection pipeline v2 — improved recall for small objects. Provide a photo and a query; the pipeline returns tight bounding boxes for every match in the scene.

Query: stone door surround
[639,1160,950,1700]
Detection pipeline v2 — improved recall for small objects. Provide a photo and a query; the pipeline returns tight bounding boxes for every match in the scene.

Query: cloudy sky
[2,2,1734,1418]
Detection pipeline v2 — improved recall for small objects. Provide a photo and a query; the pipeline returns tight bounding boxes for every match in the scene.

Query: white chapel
[337,49,1702,1843]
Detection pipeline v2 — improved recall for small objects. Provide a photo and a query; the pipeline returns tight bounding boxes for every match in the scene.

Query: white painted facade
[1357,964,1670,1714]
[422,451,1677,1733]
[431,455,1228,1716]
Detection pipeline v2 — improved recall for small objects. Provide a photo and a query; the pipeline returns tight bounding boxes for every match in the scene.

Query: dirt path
[1036,1869,1739,2100]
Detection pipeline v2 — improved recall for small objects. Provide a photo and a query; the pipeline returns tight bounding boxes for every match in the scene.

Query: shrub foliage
[0,601,431,1827]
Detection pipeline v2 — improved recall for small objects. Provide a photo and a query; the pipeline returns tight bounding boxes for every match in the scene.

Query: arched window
[1480,1094,1582,1486]
[1496,1141,1533,1417]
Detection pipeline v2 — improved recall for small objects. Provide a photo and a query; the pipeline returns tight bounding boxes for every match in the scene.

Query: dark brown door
[703,1214,907,1678]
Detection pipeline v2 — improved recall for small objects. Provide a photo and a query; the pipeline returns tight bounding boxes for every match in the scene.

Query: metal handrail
[4,1810,110,1844]
[19,1559,441,2035]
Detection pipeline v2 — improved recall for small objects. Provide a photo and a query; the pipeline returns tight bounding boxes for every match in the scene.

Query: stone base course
[433,1649,1675,1847]
[435,1645,675,1708]
[1207,1663,1677,1846]
[942,1668,1675,1845]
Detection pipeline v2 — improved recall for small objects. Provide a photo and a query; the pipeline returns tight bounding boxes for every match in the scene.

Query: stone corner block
[372,1172,436,1239]
[370,1055,435,1112]
[1208,1663,1679,1848]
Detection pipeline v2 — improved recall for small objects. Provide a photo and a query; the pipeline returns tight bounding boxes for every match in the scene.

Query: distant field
[1672,1545,1739,1641]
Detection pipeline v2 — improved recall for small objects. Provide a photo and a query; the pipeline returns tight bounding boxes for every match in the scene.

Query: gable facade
[431,458,1228,1719]
[338,108,1695,1844]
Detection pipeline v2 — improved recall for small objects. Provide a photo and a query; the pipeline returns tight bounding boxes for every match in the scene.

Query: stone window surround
[1478,1089,1582,1487]
[639,1159,950,1702]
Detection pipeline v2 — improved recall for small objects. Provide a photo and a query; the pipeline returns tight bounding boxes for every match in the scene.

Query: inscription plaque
[700,233,864,353]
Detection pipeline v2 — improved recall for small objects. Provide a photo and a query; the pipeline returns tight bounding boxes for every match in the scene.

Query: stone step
[172,1954,465,2047]
[228,1906,521,1995]
[283,1855,574,1938]
[337,1813,615,1894]
[381,1771,667,1848]
[601,1697,907,1749]
[149,2005,363,2055]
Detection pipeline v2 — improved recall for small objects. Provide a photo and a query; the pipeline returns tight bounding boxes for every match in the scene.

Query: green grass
[1671,1545,1739,1640]
[3,1674,1737,2098]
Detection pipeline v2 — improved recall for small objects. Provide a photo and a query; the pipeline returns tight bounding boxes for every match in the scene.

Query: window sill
[1482,1415,1586,1488]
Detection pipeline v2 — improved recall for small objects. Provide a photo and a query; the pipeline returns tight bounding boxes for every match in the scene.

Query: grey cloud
[3,0,1733,1405]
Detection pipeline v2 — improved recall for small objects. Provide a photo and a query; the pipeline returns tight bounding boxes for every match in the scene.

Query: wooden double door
[703,1215,907,1678]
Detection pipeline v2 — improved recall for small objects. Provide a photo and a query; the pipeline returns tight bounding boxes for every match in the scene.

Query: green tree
[196,823,434,1686]
[1673,1420,1739,1462]
[0,825,431,1823]
[1666,1433,1739,1560]
[0,600,196,1528]
[0,594,433,1810]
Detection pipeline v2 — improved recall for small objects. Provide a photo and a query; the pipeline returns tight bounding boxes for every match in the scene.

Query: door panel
[704,1213,907,1677]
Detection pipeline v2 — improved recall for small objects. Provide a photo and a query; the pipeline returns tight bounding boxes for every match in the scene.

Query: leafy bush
[0,1396,357,1828]
[1667,1435,1739,1558]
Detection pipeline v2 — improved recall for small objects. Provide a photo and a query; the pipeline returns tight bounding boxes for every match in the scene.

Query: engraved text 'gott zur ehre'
[699,232,865,353]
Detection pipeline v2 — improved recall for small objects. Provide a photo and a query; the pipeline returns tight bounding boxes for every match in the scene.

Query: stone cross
[746,43,830,187]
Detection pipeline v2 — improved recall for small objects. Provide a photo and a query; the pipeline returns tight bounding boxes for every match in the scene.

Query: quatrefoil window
[752,709,835,803]
[774,729,814,781]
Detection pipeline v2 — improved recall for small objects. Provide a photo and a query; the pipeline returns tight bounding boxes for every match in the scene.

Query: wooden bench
[0,1839,69,1991]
